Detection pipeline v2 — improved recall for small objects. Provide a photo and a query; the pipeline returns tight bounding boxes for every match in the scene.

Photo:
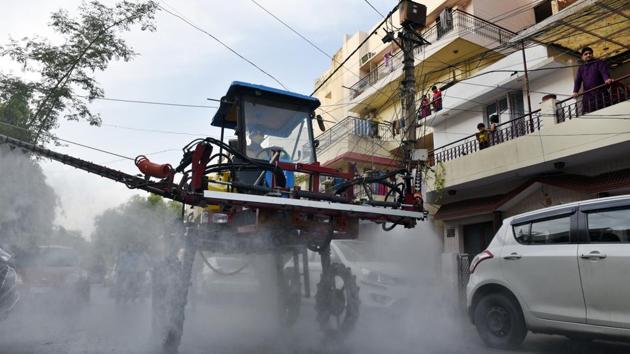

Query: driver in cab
[246,130,265,158]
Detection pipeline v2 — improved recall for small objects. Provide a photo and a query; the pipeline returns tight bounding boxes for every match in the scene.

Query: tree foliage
[0,146,57,250]
[91,194,182,267]
[0,80,34,141]
[0,0,158,143]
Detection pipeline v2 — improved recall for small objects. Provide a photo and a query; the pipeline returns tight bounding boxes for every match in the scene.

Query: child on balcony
[476,123,494,150]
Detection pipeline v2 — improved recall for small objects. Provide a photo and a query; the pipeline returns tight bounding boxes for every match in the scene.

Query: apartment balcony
[316,116,399,170]
[347,10,517,103]
[426,74,630,202]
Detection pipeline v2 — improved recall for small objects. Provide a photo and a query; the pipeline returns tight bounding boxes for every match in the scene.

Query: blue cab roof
[211,81,321,129]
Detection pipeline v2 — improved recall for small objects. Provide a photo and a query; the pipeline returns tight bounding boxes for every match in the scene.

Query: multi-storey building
[314,0,629,295]
[313,0,539,198]
[427,0,629,288]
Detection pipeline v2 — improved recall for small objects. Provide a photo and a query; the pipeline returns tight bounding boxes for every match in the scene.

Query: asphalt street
[0,285,628,354]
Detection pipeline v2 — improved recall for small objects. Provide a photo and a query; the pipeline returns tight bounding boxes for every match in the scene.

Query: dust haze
[0,146,489,353]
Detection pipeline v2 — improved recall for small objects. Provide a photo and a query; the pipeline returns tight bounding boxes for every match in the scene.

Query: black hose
[333,169,407,194]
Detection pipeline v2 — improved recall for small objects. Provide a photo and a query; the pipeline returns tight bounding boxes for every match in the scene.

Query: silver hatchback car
[467,195,630,348]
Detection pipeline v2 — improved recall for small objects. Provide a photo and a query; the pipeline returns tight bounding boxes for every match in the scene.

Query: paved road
[0,285,628,353]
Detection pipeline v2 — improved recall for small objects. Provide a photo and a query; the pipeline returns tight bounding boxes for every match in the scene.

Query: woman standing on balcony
[431,86,442,112]
[419,94,431,120]
[572,47,612,114]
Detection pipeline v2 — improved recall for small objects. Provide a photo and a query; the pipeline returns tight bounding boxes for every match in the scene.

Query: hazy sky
[0,0,394,237]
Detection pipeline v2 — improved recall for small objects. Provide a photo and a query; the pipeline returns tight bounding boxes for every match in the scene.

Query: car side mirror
[316,114,326,132]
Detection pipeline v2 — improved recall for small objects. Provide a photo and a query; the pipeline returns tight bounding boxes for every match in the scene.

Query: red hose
[135,155,173,179]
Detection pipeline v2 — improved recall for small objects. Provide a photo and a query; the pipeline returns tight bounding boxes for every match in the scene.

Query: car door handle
[503,252,522,260]
[580,251,607,260]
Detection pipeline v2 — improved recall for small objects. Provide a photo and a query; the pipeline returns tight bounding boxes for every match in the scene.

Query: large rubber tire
[473,293,527,349]
[315,262,360,338]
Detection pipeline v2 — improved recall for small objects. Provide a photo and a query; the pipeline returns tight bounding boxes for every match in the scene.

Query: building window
[485,91,524,125]
[534,0,553,23]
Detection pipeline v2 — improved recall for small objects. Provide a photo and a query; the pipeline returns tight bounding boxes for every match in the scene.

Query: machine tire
[473,293,527,349]
[315,262,360,338]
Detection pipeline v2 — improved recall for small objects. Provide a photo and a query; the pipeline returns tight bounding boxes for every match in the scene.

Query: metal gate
[456,253,471,306]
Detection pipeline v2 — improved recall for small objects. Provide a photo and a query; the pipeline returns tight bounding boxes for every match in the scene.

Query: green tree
[0,0,158,144]
[0,80,33,141]
[0,146,57,250]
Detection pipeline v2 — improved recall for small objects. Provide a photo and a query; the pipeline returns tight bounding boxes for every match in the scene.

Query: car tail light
[469,250,493,274]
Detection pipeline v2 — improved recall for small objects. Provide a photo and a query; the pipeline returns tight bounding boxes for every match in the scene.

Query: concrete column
[540,94,557,129]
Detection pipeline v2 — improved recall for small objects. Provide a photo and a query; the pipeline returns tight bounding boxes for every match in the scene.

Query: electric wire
[100,123,208,137]
[311,4,399,95]
[158,3,289,90]
[0,120,135,160]
[248,0,331,61]
[363,0,385,17]
[245,0,397,126]
[78,95,218,109]
[102,148,180,164]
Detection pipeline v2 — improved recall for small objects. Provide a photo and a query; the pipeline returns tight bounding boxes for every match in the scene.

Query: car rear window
[513,216,571,245]
[587,207,630,243]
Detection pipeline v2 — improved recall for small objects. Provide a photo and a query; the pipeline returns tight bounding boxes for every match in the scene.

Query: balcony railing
[428,110,542,164]
[316,116,394,153]
[348,10,516,99]
[556,73,630,122]
[417,10,516,51]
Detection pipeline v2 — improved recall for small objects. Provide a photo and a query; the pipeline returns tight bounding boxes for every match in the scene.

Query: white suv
[467,195,630,348]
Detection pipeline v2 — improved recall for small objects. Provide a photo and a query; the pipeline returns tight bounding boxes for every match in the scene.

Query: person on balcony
[476,123,495,150]
[384,52,394,72]
[572,47,612,114]
[431,85,442,112]
[419,94,431,120]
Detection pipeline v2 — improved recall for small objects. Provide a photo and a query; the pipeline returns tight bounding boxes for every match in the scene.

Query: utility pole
[400,27,417,167]
[381,0,428,205]
[521,41,534,133]
[390,0,427,168]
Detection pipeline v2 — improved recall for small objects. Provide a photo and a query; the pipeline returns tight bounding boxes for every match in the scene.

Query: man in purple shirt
[572,47,612,114]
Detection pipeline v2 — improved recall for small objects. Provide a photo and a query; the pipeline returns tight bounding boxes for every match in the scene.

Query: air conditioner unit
[360,52,375,66]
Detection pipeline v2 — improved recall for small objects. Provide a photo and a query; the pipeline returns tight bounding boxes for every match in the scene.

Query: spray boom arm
[0,133,425,230]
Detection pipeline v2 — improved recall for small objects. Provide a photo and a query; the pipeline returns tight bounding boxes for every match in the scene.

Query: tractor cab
[211,81,320,164]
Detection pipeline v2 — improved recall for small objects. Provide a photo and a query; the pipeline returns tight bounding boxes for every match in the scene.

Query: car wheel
[474,293,526,349]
